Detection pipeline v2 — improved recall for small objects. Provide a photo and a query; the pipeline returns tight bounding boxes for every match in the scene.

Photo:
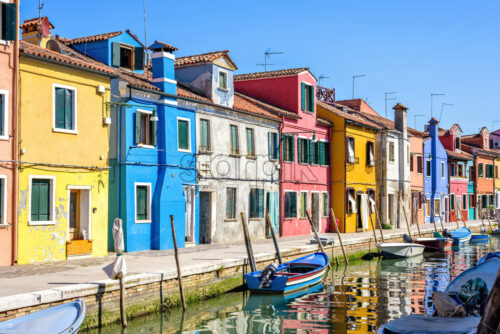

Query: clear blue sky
[20,0,500,133]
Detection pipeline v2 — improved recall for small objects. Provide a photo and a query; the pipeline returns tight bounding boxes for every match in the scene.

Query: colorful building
[316,96,380,233]
[174,51,282,243]
[462,127,497,218]
[235,69,331,236]
[65,28,199,252]
[0,0,17,266]
[423,118,449,224]
[337,100,411,229]
[17,22,114,263]
[409,127,425,226]
[490,129,500,210]
[439,124,473,221]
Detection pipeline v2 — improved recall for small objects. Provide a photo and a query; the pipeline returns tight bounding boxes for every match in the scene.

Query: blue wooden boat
[449,227,471,245]
[244,252,329,294]
[0,299,85,334]
[469,234,491,243]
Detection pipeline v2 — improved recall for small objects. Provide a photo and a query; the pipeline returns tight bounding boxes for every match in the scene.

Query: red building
[235,68,331,236]
[439,124,473,221]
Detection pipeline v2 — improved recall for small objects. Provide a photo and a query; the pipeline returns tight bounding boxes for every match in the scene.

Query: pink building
[439,124,472,222]
[0,0,17,266]
[235,68,331,236]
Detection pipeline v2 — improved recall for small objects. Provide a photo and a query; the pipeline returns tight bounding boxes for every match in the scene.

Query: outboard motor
[480,226,486,234]
[442,229,451,238]
[259,262,277,288]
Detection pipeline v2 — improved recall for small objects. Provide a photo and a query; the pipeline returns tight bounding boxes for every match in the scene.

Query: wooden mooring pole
[438,212,446,233]
[330,208,348,266]
[266,212,282,265]
[119,276,127,328]
[402,204,413,239]
[484,211,494,233]
[305,210,326,254]
[374,206,385,243]
[240,212,256,272]
[170,215,186,311]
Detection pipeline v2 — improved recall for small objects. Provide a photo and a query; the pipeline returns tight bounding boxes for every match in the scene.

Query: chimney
[393,102,408,136]
[428,117,439,139]
[479,127,489,149]
[20,17,54,47]
[149,41,178,95]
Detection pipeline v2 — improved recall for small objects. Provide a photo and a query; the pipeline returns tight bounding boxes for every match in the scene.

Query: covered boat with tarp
[377,252,500,334]
[445,227,472,246]
[244,252,329,293]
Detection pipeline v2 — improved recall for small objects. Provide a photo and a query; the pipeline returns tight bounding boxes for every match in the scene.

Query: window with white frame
[29,176,55,224]
[135,183,151,222]
[300,191,308,218]
[426,159,431,177]
[0,176,6,225]
[0,90,7,139]
[346,188,357,214]
[53,84,77,132]
[0,2,16,42]
[135,109,157,146]
[268,132,279,160]
[177,118,191,152]
[226,187,236,219]
[388,142,395,162]
[284,191,297,218]
[346,137,355,164]
[199,118,211,152]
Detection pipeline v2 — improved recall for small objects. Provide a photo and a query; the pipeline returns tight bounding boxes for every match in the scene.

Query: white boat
[376,242,425,259]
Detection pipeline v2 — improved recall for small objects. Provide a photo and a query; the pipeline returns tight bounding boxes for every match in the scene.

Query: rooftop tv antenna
[143,0,149,80]
[439,102,453,122]
[38,0,44,46]
[318,75,330,86]
[384,92,396,118]
[430,93,445,118]
[256,49,283,71]
[352,74,365,99]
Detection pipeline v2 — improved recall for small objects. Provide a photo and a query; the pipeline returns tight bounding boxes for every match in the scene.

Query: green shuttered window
[301,82,314,112]
[478,163,484,177]
[135,185,149,221]
[284,192,297,218]
[300,192,308,217]
[1,3,17,41]
[283,135,294,162]
[31,179,51,222]
[246,128,255,157]
[450,194,455,211]
[178,119,190,151]
[249,188,264,218]
[54,87,74,130]
[226,188,236,219]
[199,119,210,152]
[230,125,239,155]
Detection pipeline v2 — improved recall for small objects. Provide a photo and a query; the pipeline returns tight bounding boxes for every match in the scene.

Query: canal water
[87,237,500,334]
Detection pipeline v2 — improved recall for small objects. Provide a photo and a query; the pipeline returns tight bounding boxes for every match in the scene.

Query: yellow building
[317,101,381,233]
[17,38,114,263]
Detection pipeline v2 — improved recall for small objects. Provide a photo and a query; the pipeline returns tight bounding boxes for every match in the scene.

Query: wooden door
[199,192,211,244]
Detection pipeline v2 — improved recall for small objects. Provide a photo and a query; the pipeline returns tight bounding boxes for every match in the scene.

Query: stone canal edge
[0,222,487,330]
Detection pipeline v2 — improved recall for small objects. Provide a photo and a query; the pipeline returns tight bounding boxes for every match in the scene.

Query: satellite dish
[46,39,62,53]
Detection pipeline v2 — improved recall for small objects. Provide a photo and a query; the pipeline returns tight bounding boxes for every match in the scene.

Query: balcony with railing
[316,86,335,104]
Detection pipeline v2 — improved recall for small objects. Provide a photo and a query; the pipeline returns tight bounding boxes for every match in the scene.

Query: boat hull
[0,299,85,334]
[244,252,329,294]
[376,243,425,259]
[413,237,452,251]
[470,234,491,243]
[450,227,472,245]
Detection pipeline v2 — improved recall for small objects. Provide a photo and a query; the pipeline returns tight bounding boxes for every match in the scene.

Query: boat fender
[259,262,278,288]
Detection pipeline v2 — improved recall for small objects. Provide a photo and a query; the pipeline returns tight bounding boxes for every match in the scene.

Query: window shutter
[257,189,264,217]
[0,95,4,135]
[151,119,157,146]
[307,139,312,164]
[136,187,147,220]
[64,89,73,129]
[268,132,272,159]
[178,120,189,150]
[55,88,65,129]
[32,180,50,221]
[273,133,279,159]
[325,142,330,165]
[290,136,294,161]
[301,83,306,111]
[282,135,286,160]
[297,138,302,163]
[135,112,141,144]
[112,42,121,67]
[31,181,39,221]
[290,193,297,217]
[319,141,324,165]
[309,85,315,112]
[134,47,144,70]
[249,190,255,218]
[2,3,17,41]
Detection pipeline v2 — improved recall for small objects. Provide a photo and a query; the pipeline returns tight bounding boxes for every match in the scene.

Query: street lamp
[150,109,159,122]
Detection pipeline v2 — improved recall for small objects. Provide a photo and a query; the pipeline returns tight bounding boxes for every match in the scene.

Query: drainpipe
[279,115,284,236]
[11,0,20,265]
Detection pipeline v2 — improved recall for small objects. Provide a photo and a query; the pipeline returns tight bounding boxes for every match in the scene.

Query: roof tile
[66,31,123,45]
[234,68,310,81]
[175,50,237,69]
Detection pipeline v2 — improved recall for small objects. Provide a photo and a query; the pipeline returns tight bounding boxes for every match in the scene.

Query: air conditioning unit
[97,85,106,94]
[103,117,112,125]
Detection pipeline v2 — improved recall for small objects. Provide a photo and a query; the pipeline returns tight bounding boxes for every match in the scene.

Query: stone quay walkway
[0,219,494,314]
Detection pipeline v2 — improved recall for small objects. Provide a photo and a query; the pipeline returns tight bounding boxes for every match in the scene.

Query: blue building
[423,118,449,224]
[68,32,198,251]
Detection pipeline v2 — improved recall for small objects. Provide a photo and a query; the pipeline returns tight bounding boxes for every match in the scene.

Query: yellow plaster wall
[17,168,109,263]
[317,104,377,233]
[17,57,111,263]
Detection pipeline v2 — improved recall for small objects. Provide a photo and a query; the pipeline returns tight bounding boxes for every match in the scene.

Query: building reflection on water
[84,241,497,334]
